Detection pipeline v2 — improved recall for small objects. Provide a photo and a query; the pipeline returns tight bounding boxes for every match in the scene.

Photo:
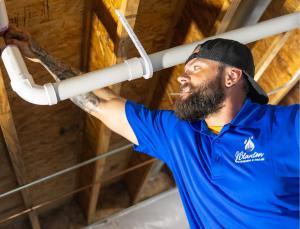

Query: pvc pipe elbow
[10,80,57,105]
[1,45,58,105]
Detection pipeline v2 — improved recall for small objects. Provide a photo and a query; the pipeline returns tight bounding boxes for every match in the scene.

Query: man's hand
[4,25,43,61]
[3,25,138,145]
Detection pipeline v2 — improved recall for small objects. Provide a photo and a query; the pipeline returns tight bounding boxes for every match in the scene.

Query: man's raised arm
[4,25,138,145]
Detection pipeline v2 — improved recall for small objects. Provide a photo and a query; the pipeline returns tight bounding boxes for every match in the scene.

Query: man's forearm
[30,39,82,81]
[30,40,119,116]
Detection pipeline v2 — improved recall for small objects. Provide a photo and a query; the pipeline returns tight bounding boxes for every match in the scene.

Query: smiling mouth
[169,84,193,97]
[180,83,192,94]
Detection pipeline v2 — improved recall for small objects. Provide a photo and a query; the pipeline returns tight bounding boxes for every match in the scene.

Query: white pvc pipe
[55,57,143,101]
[149,12,300,71]
[1,11,300,105]
[0,0,57,105]
[54,12,300,102]
[1,45,58,105]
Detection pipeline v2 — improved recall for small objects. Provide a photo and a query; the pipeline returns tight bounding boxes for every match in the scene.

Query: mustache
[180,83,193,93]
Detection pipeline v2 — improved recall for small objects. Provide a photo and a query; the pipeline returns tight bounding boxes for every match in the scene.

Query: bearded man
[4,26,300,229]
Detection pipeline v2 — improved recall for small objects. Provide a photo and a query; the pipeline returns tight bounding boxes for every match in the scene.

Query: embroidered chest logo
[234,136,265,163]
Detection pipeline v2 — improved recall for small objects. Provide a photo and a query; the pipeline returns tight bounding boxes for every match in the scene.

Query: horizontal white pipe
[1,46,58,105]
[1,12,300,104]
[149,12,300,71]
[54,12,300,102]
[55,57,143,101]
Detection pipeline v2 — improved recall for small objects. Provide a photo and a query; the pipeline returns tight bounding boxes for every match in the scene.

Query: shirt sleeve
[125,100,177,163]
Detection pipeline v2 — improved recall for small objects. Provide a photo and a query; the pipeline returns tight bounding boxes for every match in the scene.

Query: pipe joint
[1,45,58,105]
[44,83,58,105]
[124,57,144,81]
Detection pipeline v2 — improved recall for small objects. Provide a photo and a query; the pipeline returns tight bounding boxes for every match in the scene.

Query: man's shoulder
[250,100,299,116]
[253,103,299,127]
[263,103,299,116]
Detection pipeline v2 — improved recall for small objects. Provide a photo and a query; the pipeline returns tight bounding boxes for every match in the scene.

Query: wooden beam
[254,28,300,105]
[123,0,187,204]
[212,0,242,35]
[87,0,140,222]
[78,0,141,224]
[269,68,300,105]
[279,83,299,105]
[254,32,292,81]
[0,68,41,229]
[81,0,94,72]
[85,119,112,223]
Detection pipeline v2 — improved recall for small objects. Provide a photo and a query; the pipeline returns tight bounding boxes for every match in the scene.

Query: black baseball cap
[185,38,269,104]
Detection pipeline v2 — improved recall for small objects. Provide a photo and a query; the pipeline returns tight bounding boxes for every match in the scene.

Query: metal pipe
[0,158,157,224]
[227,0,271,30]
[0,144,133,199]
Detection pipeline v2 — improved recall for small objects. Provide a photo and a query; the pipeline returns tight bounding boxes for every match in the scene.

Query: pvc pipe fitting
[1,45,58,105]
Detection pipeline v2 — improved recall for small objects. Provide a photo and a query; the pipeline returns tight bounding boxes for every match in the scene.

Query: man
[4,26,299,228]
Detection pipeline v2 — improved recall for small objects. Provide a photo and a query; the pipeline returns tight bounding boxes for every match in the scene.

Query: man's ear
[225,67,243,88]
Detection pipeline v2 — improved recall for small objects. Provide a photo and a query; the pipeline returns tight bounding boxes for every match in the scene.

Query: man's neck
[205,96,246,127]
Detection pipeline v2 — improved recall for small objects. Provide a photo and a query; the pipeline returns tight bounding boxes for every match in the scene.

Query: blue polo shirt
[125,98,300,228]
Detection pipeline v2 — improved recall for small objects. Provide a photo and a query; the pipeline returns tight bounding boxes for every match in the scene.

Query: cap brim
[244,71,269,104]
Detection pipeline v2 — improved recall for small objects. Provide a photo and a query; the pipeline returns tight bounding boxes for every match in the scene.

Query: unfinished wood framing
[212,0,242,35]
[0,0,299,227]
[254,32,292,81]
[123,0,187,204]
[78,0,141,223]
[0,70,41,229]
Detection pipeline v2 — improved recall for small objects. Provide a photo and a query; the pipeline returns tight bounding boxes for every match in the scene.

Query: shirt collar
[189,98,256,134]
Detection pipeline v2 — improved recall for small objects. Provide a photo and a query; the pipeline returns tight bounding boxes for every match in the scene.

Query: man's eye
[193,66,201,71]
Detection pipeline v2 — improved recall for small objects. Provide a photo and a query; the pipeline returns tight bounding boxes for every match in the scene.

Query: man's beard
[174,70,225,121]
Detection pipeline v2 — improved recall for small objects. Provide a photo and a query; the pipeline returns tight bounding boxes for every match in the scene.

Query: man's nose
[177,73,190,84]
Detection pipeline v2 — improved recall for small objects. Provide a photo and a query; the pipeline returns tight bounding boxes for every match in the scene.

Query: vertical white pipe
[0,0,8,32]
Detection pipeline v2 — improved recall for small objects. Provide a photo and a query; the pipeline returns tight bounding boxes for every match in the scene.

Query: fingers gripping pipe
[0,0,57,105]
[0,1,150,105]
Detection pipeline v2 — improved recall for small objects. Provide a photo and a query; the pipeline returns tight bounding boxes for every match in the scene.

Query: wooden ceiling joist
[123,0,187,204]
[212,0,242,35]
[270,68,300,105]
[0,0,298,227]
[254,32,292,81]
[252,1,300,105]
[0,70,41,229]
[78,0,141,224]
